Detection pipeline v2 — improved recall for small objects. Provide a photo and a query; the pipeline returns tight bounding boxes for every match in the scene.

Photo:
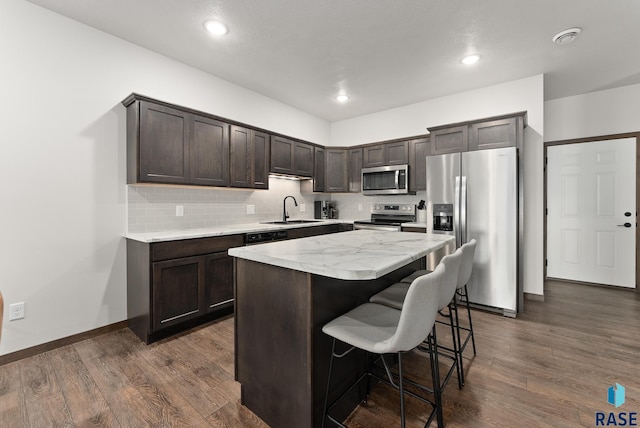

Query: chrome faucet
[283,195,298,222]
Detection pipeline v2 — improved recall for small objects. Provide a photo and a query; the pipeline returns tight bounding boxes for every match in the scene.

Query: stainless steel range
[353,203,416,231]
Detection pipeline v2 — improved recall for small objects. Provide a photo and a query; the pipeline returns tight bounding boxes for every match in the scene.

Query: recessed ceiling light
[203,20,228,36]
[336,94,349,103]
[461,54,481,65]
[552,27,582,45]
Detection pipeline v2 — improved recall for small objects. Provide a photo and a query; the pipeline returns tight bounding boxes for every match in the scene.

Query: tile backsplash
[127,177,427,233]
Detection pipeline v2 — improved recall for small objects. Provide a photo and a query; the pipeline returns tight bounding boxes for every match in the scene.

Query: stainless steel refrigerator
[426,147,521,316]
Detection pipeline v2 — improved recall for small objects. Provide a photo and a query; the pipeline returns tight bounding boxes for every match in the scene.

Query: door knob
[624,212,632,217]
[617,223,632,228]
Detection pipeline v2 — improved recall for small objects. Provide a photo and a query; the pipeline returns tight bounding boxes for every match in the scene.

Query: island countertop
[228,229,454,280]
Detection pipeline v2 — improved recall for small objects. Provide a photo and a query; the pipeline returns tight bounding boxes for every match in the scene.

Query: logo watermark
[608,383,626,408]
[596,383,637,427]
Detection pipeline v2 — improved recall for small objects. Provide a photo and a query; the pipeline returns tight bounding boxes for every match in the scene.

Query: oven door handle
[395,170,399,189]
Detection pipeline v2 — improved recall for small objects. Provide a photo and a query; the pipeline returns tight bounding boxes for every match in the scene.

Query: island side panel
[235,259,313,428]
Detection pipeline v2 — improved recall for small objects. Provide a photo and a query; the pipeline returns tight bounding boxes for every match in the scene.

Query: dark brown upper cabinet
[251,130,270,189]
[430,125,468,155]
[325,149,349,192]
[295,142,314,177]
[230,125,270,189]
[363,141,409,168]
[270,136,295,175]
[428,112,526,155]
[348,148,363,193]
[363,144,385,167]
[468,116,518,151]
[270,136,314,177]
[190,115,229,187]
[135,101,191,184]
[385,141,409,165]
[408,137,431,192]
[312,147,325,192]
[126,97,230,187]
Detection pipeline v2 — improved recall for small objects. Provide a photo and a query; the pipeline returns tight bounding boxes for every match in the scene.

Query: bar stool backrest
[437,248,463,311]
[382,263,445,353]
[457,239,477,289]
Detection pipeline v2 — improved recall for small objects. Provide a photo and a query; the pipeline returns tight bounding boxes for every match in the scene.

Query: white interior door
[547,138,636,288]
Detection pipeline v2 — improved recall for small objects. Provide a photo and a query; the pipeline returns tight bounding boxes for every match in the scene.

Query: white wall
[331,75,546,297]
[0,0,330,355]
[545,83,640,141]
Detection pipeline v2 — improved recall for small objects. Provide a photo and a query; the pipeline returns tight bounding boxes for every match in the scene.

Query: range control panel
[370,204,416,215]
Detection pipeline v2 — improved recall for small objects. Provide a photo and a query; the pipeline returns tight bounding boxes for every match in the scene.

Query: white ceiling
[26,0,640,122]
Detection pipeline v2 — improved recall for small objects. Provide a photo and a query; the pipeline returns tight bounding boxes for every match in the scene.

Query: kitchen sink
[260,220,322,224]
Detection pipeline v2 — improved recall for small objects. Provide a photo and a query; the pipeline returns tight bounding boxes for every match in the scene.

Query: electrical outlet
[299,203,305,212]
[9,302,25,321]
[176,205,184,217]
[358,204,363,211]
[246,204,255,215]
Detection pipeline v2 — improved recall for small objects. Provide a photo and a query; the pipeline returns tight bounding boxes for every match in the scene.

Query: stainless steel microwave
[362,164,409,195]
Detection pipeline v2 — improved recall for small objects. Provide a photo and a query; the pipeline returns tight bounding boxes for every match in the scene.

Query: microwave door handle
[395,170,399,189]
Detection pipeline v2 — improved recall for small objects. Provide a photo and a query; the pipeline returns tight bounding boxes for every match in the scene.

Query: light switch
[176,205,184,216]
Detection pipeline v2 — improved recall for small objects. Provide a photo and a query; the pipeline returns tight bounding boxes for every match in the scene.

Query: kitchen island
[228,230,454,428]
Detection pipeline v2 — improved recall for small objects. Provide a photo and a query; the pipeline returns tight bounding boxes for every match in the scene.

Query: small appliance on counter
[315,200,337,219]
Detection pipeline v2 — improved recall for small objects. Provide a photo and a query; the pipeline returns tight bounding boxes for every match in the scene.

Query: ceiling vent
[552,28,582,45]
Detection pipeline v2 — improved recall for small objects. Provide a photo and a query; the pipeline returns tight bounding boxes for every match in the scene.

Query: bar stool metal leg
[322,338,337,428]
[464,284,477,354]
[430,327,444,428]
[397,353,406,428]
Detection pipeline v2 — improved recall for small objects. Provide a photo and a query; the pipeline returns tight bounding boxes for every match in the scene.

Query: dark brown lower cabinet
[127,224,351,344]
[127,234,243,344]
[203,252,235,313]
[152,256,202,331]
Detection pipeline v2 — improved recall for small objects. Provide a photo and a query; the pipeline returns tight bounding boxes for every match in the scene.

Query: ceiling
[26,0,640,122]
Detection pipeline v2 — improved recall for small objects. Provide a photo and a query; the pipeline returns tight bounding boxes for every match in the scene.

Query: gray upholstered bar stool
[369,249,464,390]
[397,240,478,386]
[452,239,478,384]
[322,263,447,428]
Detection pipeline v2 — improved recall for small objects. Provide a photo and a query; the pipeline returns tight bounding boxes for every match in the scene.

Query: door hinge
[545,259,548,267]
[545,208,548,215]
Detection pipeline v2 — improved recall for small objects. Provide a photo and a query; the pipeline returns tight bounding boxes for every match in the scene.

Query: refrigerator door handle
[460,176,467,245]
[455,176,461,248]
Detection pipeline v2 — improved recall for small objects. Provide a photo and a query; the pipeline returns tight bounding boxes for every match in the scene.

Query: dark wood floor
[1,281,639,427]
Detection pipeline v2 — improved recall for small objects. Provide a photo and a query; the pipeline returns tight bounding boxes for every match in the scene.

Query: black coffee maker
[314,201,332,219]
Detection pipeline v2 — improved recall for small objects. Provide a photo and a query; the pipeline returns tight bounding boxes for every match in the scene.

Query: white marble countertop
[228,230,454,280]
[124,219,352,243]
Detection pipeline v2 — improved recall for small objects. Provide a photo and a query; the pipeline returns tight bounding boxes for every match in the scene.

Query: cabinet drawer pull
[210,299,234,309]
[160,309,199,324]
